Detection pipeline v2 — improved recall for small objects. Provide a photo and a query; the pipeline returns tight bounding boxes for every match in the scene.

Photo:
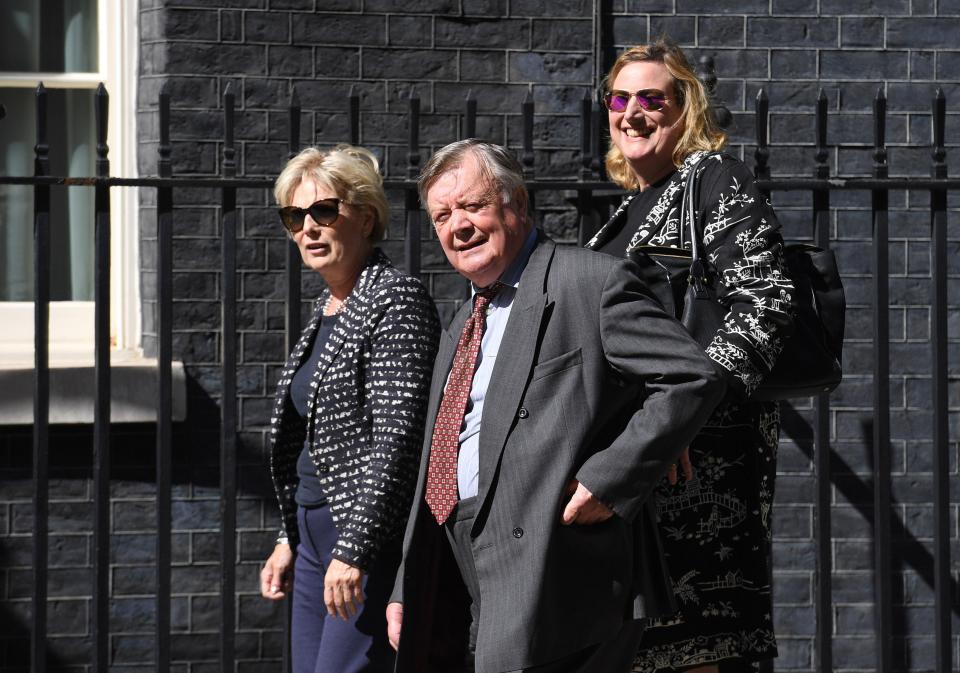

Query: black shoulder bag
[627,156,845,400]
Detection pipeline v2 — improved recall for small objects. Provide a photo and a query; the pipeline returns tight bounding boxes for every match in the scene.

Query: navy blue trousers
[292,505,398,673]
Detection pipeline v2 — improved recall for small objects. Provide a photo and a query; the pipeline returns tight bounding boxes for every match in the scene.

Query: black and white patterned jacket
[268,248,440,571]
[587,152,794,399]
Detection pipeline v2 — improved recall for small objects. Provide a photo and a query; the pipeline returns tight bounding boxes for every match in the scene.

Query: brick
[511,0,591,16]
[770,49,817,79]
[888,18,960,48]
[532,19,592,51]
[160,43,268,76]
[771,0,817,12]
[820,50,908,79]
[463,0,508,15]
[362,48,457,80]
[110,597,156,632]
[841,16,884,47]
[610,16,647,46]
[268,46,313,77]
[677,0,769,13]
[698,16,745,47]
[365,0,457,10]
[650,15,695,44]
[388,15,433,47]
[436,17,529,49]
[291,14,385,47]
[821,0,908,13]
[747,17,838,47]
[509,53,592,84]
[245,11,290,42]
[624,0,671,10]
[461,50,507,82]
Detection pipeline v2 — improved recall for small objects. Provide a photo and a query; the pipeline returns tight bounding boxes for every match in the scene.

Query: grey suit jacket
[392,235,726,673]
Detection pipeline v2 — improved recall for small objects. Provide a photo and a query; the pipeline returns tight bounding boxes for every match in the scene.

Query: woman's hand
[324,558,365,620]
[667,447,695,485]
[260,543,293,600]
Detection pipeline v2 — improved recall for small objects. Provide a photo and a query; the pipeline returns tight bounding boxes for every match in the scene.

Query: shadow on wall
[780,402,959,671]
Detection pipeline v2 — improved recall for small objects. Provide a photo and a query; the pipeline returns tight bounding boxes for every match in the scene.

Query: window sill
[0,349,187,425]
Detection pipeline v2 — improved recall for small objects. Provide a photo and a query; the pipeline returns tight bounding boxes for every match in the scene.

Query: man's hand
[260,543,293,600]
[386,602,403,651]
[324,558,365,620]
[561,479,615,525]
[667,446,695,485]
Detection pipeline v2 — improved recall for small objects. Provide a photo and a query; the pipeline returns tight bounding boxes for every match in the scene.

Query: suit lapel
[475,237,554,506]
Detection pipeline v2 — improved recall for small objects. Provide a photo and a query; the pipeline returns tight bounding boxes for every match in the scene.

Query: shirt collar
[472,228,538,296]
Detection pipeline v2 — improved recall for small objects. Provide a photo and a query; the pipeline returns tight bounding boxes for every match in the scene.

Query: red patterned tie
[425,284,503,525]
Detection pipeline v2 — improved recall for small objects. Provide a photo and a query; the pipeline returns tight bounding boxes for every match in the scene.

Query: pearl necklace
[323,294,345,316]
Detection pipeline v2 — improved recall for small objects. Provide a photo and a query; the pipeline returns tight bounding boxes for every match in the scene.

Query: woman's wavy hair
[274,144,389,241]
[603,39,727,190]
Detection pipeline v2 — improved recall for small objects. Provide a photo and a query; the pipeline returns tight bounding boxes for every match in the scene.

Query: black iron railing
[1,78,956,673]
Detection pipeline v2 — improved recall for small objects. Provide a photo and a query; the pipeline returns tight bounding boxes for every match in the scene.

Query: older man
[386,140,725,673]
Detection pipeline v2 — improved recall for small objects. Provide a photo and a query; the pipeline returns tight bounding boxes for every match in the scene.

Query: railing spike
[932,87,945,165]
[873,87,887,170]
[754,88,769,181]
[815,89,828,166]
[464,89,476,140]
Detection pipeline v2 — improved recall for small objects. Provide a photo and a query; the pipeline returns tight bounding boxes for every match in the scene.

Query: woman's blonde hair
[274,144,389,241]
[603,39,727,190]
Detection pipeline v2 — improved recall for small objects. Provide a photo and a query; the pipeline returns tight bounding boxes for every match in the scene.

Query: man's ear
[511,188,529,218]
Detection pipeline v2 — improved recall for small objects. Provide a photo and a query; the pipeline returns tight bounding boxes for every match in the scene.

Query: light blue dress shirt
[455,229,539,499]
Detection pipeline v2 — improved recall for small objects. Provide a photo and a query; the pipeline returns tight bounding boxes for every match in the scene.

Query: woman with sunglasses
[260,144,440,673]
[586,41,794,673]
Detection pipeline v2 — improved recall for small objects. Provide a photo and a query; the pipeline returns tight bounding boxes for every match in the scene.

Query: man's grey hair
[418,139,528,212]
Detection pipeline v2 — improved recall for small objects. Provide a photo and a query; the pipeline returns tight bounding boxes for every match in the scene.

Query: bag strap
[681,153,715,297]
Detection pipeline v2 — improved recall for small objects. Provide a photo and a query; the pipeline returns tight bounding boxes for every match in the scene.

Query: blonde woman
[260,145,439,673]
[586,41,794,673]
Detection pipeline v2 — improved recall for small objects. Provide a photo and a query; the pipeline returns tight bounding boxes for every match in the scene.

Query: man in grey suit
[386,140,725,673]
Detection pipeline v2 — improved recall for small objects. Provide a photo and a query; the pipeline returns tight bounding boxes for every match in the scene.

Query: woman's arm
[697,156,795,399]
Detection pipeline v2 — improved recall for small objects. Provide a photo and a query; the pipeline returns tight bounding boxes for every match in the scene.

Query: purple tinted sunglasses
[603,89,668,112]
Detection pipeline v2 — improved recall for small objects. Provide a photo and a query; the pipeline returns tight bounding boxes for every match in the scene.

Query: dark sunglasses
[602,89,668,113]
[277,198,345,233]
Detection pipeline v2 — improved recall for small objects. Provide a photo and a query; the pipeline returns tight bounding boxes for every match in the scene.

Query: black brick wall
[2,2,959,672]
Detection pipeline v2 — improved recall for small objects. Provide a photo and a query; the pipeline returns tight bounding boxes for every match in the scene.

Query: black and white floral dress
[587,152,794,672]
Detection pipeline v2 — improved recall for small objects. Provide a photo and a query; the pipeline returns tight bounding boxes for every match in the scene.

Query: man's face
[425,152,531,288]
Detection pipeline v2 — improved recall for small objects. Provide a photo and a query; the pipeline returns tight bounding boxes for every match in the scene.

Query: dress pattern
[587,152,793,671]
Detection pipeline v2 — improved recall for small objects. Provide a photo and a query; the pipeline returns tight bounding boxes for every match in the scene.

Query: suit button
[517,407,529,419]
[512,527,524,538]
[317,463,329,474]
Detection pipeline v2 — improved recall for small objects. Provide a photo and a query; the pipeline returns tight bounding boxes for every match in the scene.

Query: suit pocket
[530,347,582,383]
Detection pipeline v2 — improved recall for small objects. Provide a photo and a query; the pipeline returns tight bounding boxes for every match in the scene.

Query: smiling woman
[263,144,440,673]
[585,40,794,673]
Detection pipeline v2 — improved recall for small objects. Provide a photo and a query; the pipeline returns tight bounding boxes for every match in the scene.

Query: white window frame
[0,0,140,360]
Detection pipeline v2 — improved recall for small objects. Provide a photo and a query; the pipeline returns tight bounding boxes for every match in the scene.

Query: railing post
[812,87,834,673]
[929,87,951,673]
[155,83,174,673]
[464,89,477,140]
[871,86,892,673]
[349,85,360,146]
[31,81,50,673]
[286,88,302,353]
[754,89,770,191]
[92,81,112,673]
[405,89,421,279]
[577,89,598,247]
[220,82,238,673]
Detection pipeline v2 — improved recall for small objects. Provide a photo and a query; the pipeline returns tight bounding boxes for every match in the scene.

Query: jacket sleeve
[575,258,727,522]
[330,279,441,571]
[696,156,795,398]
